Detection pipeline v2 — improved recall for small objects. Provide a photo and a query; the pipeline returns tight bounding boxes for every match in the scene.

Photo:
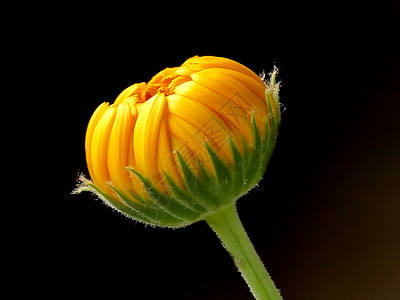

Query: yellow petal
[167,94,233,165]
[190,70,268,138]
[182,56,265,85]
[193,68,267,101]
[157,120,184,188]
[85,102,110,183]
[107,102,135,191]
[90,105,117,192]
[174,81,231,114]
[168,113,215,175]
[125,105,143,194]
[173,81,253,142]
[134,92,167,188]
[168,75,191,91]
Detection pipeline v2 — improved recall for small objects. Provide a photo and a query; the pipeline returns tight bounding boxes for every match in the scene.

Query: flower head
[76,56,280,228]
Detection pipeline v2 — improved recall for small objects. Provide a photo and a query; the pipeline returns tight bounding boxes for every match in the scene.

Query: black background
[23,2,400,299]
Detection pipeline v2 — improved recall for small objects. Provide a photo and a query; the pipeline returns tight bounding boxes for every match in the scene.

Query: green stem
[205,203,283,300]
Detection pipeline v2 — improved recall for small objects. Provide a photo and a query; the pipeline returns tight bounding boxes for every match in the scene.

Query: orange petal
[114,82,147,105]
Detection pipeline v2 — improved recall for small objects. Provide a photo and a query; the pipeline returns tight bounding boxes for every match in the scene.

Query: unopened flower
[76,56,280,228]
[75,56,283,300]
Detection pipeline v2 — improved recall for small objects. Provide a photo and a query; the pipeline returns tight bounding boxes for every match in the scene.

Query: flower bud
[76,56,280,228]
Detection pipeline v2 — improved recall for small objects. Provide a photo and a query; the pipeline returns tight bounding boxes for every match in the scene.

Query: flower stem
[205,203,283,300]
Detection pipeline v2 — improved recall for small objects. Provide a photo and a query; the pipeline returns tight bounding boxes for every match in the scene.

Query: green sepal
[204,143,234,204]
[79,183,176,227]
[196,157,220,202]
[243,115,263,191]
[163,172,208,214]
[126,168,202,223]
[175,152,220,210]
[108,184,186,227]
[229,138,246,196]
[262,90,279,173]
